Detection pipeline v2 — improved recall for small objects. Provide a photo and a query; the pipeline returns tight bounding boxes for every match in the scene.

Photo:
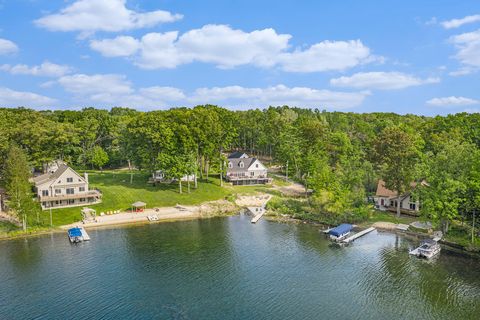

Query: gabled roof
[228,151,248,159]
[227,158,256,172]
[375,179,426,198]
[32,164,83,187]
[227,157,266,172]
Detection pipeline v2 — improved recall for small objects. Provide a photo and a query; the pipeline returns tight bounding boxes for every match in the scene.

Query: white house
[152,170,196,183]
[374,180,425,215]
[31,164,101,210]
[226,152,271,185]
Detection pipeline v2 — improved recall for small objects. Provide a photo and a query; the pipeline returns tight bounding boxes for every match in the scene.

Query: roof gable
[375,179,425,198]
[227,158,255,172]
[32,165,86,187]
[228,151,249,159]
[247,159,266,171]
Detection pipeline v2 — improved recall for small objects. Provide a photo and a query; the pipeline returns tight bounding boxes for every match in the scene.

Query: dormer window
[228,162,233,168]
[239,161,244,168]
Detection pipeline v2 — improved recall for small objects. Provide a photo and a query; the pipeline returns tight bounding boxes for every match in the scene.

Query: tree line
[0,106,479,237]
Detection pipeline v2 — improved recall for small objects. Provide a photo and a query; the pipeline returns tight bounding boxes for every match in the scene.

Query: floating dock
[251,211,265,223]
[342,227,375,243]
[80,227,90,241]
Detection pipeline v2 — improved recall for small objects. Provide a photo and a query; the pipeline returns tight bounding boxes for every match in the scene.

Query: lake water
[1,216,479,320]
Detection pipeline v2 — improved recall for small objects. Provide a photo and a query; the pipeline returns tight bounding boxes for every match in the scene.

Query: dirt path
[270,174,310,197]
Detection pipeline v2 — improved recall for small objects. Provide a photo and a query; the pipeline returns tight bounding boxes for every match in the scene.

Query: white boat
[409,239,441,259]
[67,227,83,243]
[147,214,159,221]
[67,227,90,243]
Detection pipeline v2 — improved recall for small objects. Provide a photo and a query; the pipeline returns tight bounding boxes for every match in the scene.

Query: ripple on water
[1,217,480,320]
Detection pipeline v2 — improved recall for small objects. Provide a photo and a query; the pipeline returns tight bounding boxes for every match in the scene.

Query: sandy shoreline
[60,206,201,230]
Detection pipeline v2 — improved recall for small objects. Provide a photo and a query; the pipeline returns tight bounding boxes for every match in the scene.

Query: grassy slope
[43,171,268,226]
[0,221,18,233]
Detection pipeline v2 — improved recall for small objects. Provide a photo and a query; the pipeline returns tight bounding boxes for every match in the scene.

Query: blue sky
[0,0,479,115]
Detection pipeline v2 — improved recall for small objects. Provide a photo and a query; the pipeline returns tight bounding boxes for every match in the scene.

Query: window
[66,188,74,195]
[58,180,61,184]
[409,203,416,210]
[79,187,85,192]
[55,201,59,205]
[78,179,82,182]
[239,161,244,168]
[42,190,49,197]
[228,162,233,168]
[80,198,85,202]
[55,189,61,194]
[68,199,75,204]
[67,177,73,183]
[250,172,255,176]
[256,164,259,168]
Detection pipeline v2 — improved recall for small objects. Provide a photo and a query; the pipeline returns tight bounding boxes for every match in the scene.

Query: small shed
[132,201,147,213]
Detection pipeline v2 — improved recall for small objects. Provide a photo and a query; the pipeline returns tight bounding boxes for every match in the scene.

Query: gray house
[226,152,271,185]
[31,163,102,210]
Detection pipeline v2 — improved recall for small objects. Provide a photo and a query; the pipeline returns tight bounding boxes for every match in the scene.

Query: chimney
[84,172,89,184]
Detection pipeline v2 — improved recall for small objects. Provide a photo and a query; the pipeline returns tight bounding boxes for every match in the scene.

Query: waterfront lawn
[42,171,269,226]
[367,210,417,225]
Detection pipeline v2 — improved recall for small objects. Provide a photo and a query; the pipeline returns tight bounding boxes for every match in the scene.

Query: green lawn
[42,171,267,226]
[367,210,417,225]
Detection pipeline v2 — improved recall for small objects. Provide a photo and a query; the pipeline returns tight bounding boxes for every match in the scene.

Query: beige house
[31,164,101,210]
[374,180,425,215]
[226,152,271,185]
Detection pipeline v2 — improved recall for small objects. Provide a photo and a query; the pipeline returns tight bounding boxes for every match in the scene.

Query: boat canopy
[68,227,82,237]
[328,224,353,237]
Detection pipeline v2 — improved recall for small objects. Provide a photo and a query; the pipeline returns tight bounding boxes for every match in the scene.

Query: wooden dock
[251,211,265,223]
[341,227,375,243]
[80,227,91,241]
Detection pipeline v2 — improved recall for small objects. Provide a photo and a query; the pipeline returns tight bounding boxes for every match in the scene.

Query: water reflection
[0,217,479,320]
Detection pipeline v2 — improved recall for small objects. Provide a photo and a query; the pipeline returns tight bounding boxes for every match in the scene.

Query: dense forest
[0,106,479,239]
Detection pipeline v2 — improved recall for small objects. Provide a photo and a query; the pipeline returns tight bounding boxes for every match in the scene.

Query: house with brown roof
[31,162,101,210]
[226,152,271,186]
[374,180,425,215]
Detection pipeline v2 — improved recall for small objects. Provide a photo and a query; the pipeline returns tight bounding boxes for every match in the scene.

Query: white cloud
[450,29,480,69]
[188,85,369,109]
[54,73,367,109]
[0,87,56,107]
[56,73,181,107]
[90,36,140,57]
[0,38,18,55]
[426,96,479,107]
[441,14,480,29]
[448,67,475,76]
[58,73,133,97]
[139,86,186,101]
[89,24,380,72]
[0,61,72,77]
[278,40,375,72]
[330,72,440,90]
[35,0,182,36]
